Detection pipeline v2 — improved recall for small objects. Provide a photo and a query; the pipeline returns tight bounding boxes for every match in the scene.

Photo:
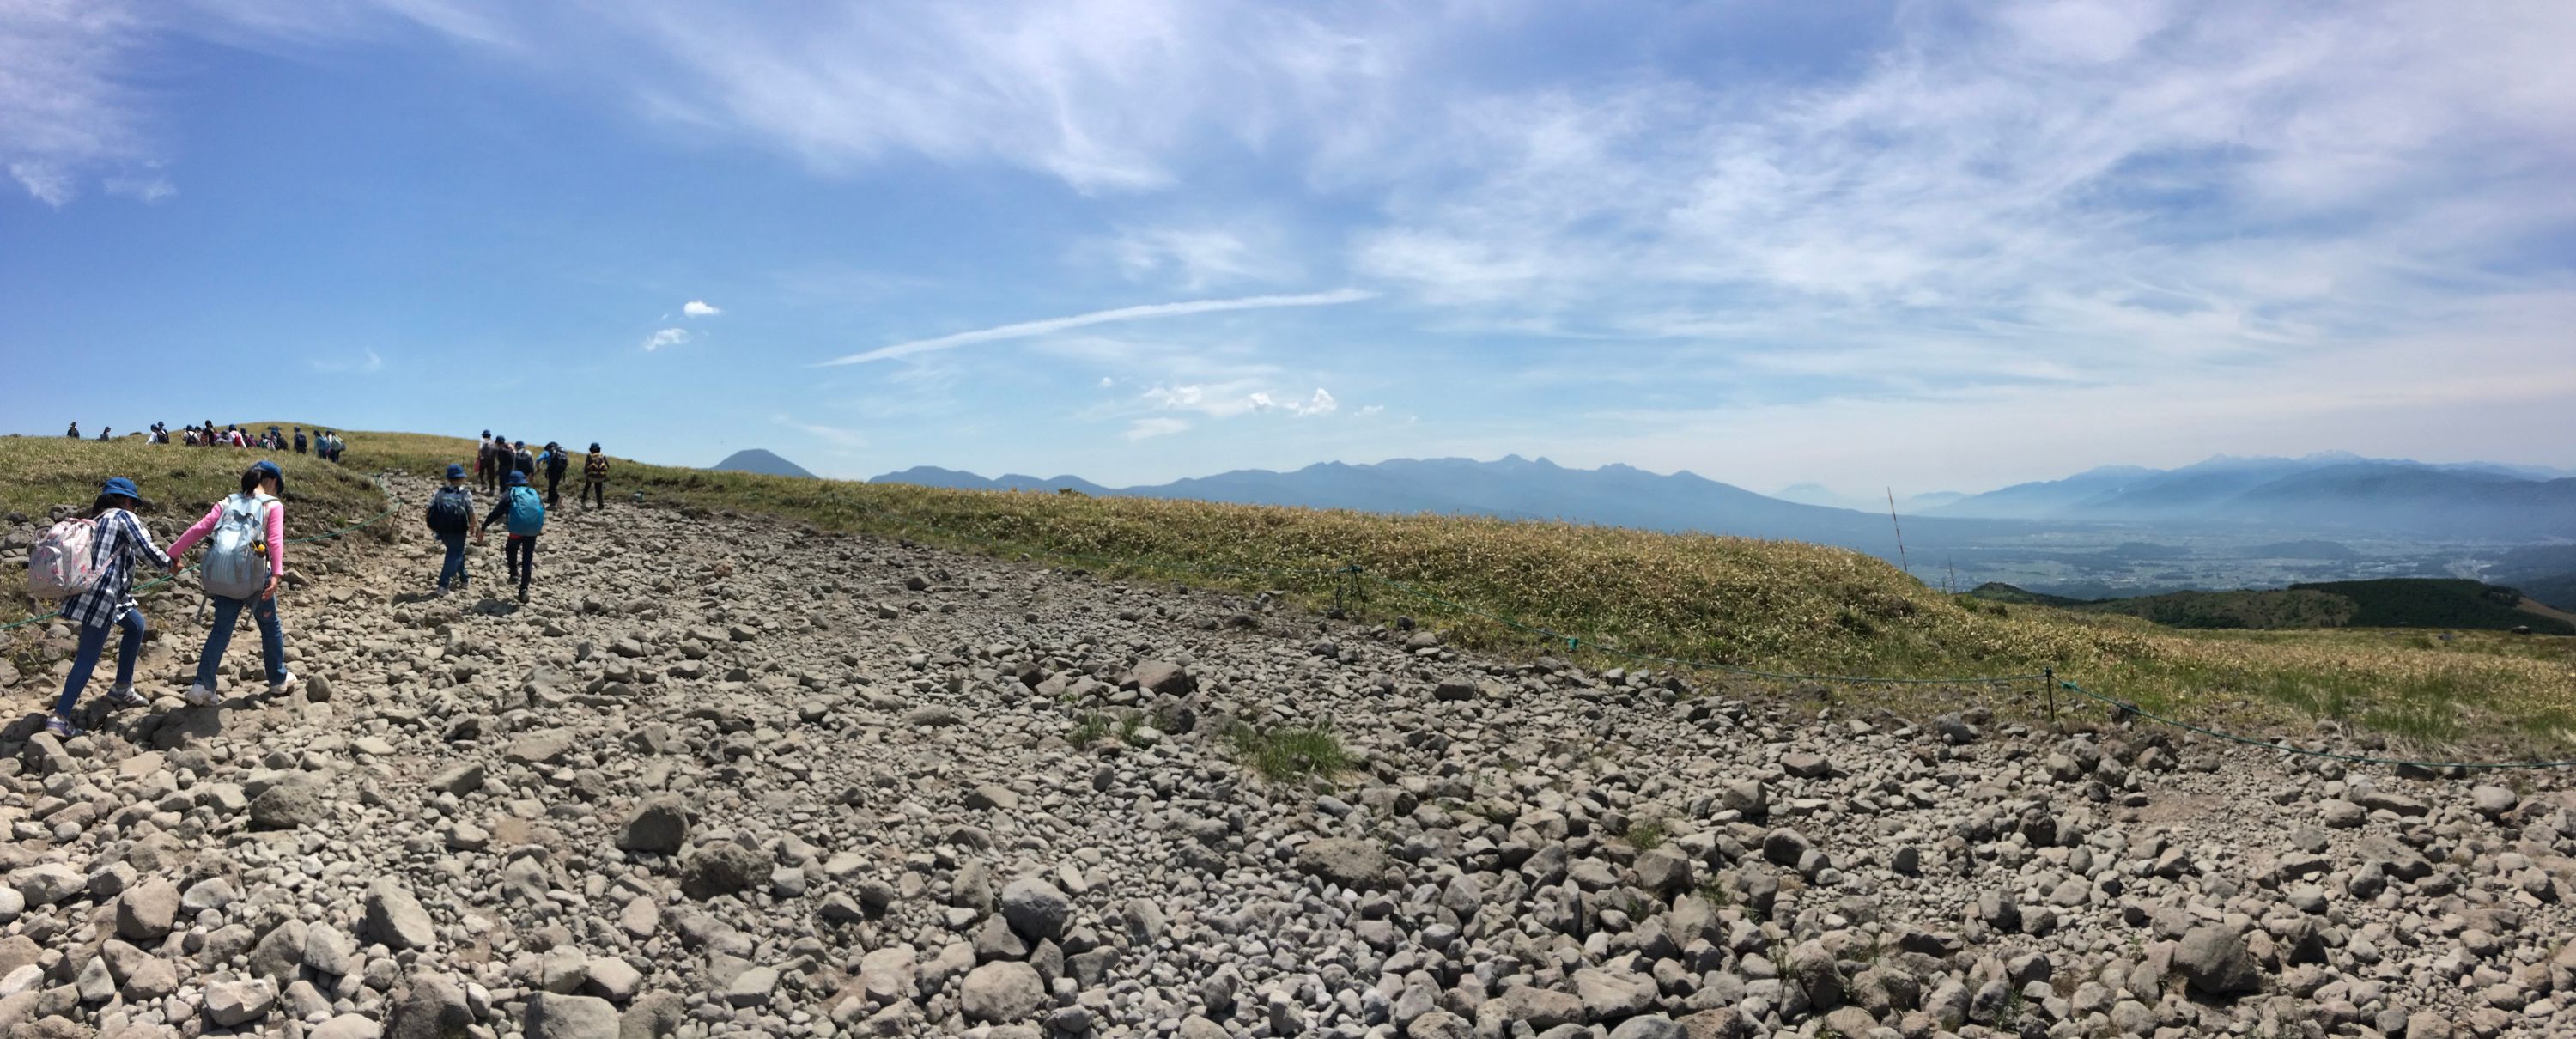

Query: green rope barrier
[1,477,400,633]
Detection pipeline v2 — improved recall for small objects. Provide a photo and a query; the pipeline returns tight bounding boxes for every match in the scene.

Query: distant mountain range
[873,450,2576,546]
[873,456,2024,553]
[1922,452,2576,539]
[713,448,814,478]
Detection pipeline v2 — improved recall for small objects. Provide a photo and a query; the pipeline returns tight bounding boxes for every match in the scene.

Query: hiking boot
[517,587,530,604]
[184,684,220,708]
[46,715,82,738]
[104,686,149,710]
[268,671,298,696]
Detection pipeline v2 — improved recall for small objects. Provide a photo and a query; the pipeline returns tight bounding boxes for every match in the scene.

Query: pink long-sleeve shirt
[167,495,286,578]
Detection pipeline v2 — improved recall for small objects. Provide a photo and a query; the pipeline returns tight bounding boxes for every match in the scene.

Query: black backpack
[427,488,472,535]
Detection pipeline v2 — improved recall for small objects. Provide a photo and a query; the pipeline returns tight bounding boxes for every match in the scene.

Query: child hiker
[480,470,545,603]
[166,460,296,706]
[425,463,476,596]
[45,477,173,737]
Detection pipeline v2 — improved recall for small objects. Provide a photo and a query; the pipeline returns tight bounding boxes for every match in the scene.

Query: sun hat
[506,471,529,487]
[447,464,466,479]
[100,477,140,500]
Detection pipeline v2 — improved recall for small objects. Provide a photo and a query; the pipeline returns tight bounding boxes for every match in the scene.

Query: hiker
[43,477,174,737]
[66,422,80,439]
[426,464,475,596]
[99,427,112,441]
[294,428,307,454]
[540,441,570,508]
[581,442,610,510]
[479,471,545,604]
[512,440,537,480]
[165,461,295,705]
[476,431,495,492]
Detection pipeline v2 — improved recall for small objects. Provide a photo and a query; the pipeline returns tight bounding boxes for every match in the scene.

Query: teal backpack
[505,486,545,536]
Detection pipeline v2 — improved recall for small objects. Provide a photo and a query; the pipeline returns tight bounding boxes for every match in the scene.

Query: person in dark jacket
[512,441,536,479]
[66,422,80,438]
[539,441,571,508]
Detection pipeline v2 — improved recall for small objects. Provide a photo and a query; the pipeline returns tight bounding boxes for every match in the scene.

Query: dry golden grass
[12,425,2569,756]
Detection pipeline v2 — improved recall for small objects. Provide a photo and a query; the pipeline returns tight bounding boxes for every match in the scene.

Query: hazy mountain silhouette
[712,449,815,478]
[1931,453,2576,538]
[872,455,2031,554]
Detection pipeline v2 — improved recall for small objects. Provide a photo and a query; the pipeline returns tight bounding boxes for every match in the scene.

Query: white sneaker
[184,684,220,708]
[268,671,298,696]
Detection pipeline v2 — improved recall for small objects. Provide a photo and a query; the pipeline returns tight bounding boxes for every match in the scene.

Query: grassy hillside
[0,436,394,605]
[2090,588,2360,630]
[14,427,2576,756]
[2287,579,2575,635]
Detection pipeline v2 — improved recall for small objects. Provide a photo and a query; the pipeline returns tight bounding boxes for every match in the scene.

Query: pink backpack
[27,518,102,600]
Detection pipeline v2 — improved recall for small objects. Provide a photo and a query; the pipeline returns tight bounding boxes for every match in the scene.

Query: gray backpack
[203,493,276,599]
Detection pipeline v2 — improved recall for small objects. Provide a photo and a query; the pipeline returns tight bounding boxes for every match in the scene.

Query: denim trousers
[57,607,145,714]
[198,593,286,690]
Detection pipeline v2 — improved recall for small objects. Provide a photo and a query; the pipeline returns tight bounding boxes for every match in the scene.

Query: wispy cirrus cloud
[641,328,690,350]
[310,347,386,374]
[1122,416,1189,441]
[818,289,1374,365]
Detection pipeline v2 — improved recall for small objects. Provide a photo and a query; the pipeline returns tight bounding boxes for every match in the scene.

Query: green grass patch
[1227,722,1355,783]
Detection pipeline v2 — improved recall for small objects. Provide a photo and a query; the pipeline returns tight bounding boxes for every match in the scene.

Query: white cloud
[682,300,721,317]
[1355,404,1384,418]
[1123,416,1189,441]
[641,327,690,350]
[774,415,866,451]
[102,171,173,202]
[1249,387,1337,416]
[0,0,146,206]
[1097,376,1114,389]
[820,289,1373,365]
[309,347,386,374]
[1108,223,1297,289]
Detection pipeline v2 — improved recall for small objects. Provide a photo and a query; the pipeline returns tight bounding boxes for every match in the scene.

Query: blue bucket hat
[506,471,529,487]
[100,477,140,501]
[446,463,466,479]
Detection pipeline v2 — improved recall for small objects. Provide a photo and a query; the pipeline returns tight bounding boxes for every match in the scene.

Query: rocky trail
[2,474,2574,1038]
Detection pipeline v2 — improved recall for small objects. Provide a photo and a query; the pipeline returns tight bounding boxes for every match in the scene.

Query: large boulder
[2175,926,2263,996]
[960,962,1045,1024]
[523,993,619,1039]
[250,782,327,829]
[999,878,1072,942]
[1294,838,1392,890]
[364,881,438,951]
[681,842,767,899]
[617,796,689,854]
[116,878,181,940]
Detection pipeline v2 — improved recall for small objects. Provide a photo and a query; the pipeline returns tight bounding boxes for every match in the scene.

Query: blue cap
[446,464,466,479]
[100,477,140,500]
[252,459,283,481]
[506,471,529,486]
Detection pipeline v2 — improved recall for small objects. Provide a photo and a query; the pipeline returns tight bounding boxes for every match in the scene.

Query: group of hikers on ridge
[64,420,345,459]
[428,437,611,603]
[27,432,613,738]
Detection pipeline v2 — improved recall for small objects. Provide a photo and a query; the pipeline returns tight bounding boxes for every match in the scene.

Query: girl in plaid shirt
[52,477,173,737]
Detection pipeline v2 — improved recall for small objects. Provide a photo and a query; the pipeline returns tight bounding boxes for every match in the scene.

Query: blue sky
[5,1,2574,497]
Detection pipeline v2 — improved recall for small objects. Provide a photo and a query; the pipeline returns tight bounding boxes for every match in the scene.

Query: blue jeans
[198,593,285,690]
[58,607,146,715]
[438,532,468,589]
